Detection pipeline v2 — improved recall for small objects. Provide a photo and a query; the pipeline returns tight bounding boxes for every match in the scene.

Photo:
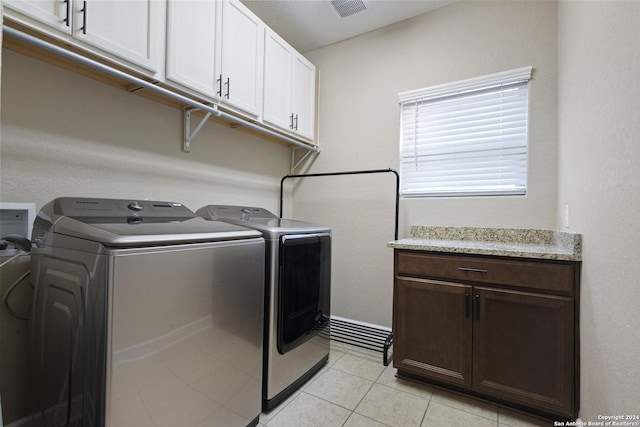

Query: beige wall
[0,50,291,211]
[557,0,640,420]
[297,0,559,327]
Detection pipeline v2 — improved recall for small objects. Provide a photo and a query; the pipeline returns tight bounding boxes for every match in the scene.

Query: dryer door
[277,233,331,354]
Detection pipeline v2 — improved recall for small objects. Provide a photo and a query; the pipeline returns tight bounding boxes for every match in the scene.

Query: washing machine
[197,205,331,411]
[29,197,265,427]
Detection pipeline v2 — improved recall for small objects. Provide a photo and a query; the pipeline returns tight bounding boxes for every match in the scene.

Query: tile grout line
[346,374,378,425]
[420,395,434,427]
[300,347,400,426]
[430,391,500,424]
[262,346,354,425]
[303,374,374,414]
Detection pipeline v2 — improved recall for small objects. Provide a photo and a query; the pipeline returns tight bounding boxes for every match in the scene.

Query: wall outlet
[0,203,36,240]
[564,204,570,229]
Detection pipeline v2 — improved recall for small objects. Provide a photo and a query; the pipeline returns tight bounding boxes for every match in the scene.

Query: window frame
[398,66,533,198]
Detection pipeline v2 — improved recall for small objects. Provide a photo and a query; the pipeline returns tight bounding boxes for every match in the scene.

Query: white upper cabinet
[165,0,219,97]
[218,0,264,117]
[73,0,163,73]
[5,0,316,144]
[165,0,264,117]
[263,28,316,141]
[4,0,165,75]
[263,29,294,133]
[4,0,72,34]
[291,54,316,141]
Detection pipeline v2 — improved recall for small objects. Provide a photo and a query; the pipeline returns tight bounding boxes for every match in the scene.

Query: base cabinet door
[473,287,575,418]
[393,249,579,420]
[394,277,472,386]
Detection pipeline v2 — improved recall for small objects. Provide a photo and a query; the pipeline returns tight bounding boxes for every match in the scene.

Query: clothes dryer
[197,205,331,410]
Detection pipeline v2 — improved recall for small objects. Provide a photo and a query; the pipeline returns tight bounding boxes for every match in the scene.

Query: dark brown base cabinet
[393,250,580,420]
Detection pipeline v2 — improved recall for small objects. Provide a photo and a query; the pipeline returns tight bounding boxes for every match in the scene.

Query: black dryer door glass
[277,234,330,354]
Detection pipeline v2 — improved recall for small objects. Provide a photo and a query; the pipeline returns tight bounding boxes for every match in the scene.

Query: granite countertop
[387,226,582,261]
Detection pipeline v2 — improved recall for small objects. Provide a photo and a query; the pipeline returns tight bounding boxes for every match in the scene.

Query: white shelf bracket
[183,106,217,153]
[290,147,316,173]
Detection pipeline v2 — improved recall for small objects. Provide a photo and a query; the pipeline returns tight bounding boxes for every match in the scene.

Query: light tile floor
[259,341,551,427]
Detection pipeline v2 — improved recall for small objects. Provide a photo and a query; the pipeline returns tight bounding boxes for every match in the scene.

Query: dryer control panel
[202,205,279,220]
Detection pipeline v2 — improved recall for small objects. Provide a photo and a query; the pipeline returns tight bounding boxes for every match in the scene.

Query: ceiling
[240,0,458,53]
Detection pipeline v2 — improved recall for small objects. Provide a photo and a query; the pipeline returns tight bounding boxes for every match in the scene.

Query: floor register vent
[322,316,393,366]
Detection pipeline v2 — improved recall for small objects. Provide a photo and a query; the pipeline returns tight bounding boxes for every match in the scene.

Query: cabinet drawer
[395,251,575,294]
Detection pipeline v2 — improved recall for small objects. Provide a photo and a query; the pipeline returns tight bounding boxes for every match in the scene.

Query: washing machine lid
[197,205,331,237]
[34,198,262,247]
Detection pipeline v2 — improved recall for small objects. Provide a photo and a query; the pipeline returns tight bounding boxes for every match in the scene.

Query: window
[399,66,532,197]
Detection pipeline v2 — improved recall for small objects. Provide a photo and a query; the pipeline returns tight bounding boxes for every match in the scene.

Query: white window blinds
[399,66,532,197]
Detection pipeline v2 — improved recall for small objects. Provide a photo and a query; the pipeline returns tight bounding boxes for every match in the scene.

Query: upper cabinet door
[218,0,264,117]
[292,54,316,141]
[4,0,73,34]
[263,28,316,141]
[73,0,163,72]
[263,29,294,133]
[165,0,219,97]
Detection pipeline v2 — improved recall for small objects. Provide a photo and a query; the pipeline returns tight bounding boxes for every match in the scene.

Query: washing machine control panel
[52,198,196,219]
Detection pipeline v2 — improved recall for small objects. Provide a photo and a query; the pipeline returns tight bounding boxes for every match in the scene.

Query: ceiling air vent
[330,0,368,18]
